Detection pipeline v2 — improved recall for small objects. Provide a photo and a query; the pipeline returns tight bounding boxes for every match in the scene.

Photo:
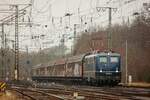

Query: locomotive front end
[95,52,121,85]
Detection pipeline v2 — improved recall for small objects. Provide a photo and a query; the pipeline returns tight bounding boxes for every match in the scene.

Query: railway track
[30,83,150,100]
[9,86,67,100]
[37,87,119,100]
[8,83,150,100]
[73,86,150,98]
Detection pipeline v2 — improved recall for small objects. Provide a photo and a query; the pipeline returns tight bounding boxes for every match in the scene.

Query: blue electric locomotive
[83,51,121,85]
[32,51,121,86]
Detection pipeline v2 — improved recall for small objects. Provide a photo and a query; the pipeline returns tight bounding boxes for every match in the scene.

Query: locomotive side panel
[83,56,96,79]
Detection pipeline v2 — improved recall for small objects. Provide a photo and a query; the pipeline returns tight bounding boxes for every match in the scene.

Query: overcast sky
[0,0,149,52]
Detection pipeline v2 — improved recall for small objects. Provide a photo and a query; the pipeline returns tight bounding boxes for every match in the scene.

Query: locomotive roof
[98,52,120,56]
[85,52,120,58]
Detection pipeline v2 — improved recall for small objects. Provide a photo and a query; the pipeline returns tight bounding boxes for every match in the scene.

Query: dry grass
[120,82,150,88]
[128,82,150,88]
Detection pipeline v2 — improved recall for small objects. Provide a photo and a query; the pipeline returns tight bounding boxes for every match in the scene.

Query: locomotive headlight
[100,69,102,72]
[116,68,118,72]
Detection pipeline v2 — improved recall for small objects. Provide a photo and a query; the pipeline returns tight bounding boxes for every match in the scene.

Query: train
[32,50,121,86]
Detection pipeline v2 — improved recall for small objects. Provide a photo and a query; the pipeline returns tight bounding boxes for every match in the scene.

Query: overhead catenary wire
[32,0,55,14]
[1,0,142,52]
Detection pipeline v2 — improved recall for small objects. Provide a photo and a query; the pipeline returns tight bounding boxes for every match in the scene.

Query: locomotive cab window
[99,57,107,63]
[110,57,119,63]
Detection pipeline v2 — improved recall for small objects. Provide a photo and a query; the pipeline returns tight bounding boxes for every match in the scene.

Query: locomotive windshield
[110,56,119,63]
[99,56,107,63]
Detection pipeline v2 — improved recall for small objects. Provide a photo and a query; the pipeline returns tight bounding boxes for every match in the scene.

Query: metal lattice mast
[96,7,117,50]
[14,5,19,80]
[0,4,31,80]
[73,24,76,55]
[108,7,112,50]
[1,23,4,79]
